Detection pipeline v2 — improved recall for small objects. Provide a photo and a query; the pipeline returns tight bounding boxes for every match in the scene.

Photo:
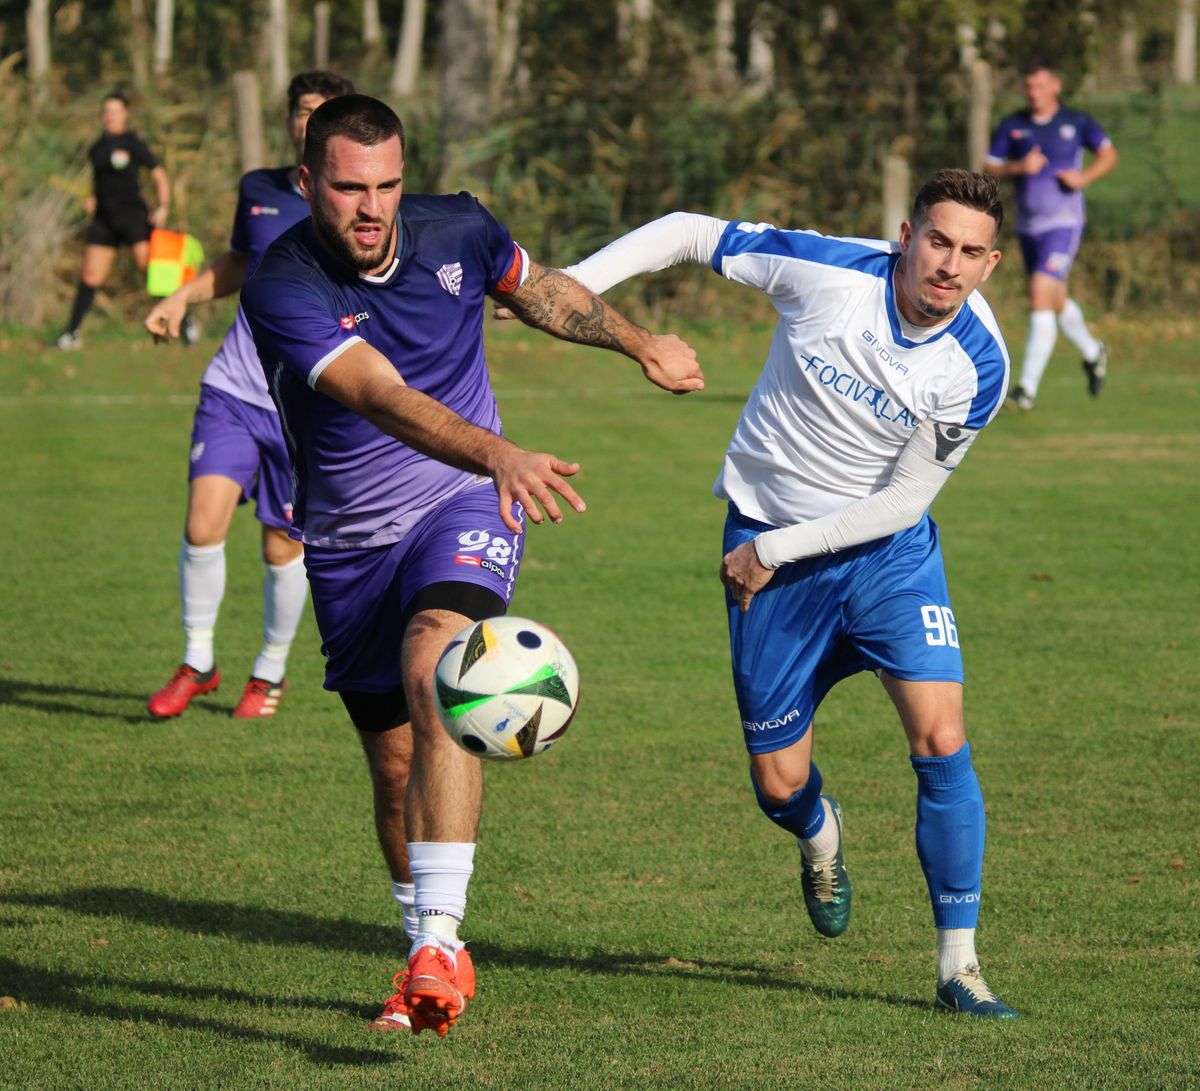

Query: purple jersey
[201,168,311,411]
[987,107,1110,235]
[242,192,528,550]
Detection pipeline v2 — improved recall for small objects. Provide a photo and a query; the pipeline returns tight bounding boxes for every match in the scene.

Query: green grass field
[1,307,1197,1089]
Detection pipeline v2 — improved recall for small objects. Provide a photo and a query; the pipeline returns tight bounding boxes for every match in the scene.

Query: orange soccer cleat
[231,677,285,719]
[147,664,220,719]
[403,943,476,1037]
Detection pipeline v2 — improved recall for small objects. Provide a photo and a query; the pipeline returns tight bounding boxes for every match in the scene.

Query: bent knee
[753,765,813,808]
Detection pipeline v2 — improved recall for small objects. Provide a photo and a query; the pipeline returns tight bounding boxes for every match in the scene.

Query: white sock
[1018,309,1058,397]
[937,927,978,984]
[1057,297,1102,361]
[799,797,839,861]
[392,880,419,941]
[252,554,307,683]
[180,539,225,673]
[410,841,475,946]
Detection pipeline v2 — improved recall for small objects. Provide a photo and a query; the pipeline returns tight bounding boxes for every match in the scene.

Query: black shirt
[88,131,158,216]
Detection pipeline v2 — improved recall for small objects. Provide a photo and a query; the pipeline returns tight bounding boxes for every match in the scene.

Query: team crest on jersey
[1010,128,1028,140]
[1059,124,1076,140]
[436,262,464,296]
[250,205,280,216]
[110,149,131,170]
[339,311,369,330]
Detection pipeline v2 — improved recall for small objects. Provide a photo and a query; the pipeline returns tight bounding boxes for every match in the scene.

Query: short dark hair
[103,90,129,107]
[911,168,1003,239]
[287,70,355,115]
[1021,58,1057,79]
[302,94,406,173]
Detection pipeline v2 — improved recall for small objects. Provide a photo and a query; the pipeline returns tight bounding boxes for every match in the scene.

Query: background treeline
[2,0,1198,329]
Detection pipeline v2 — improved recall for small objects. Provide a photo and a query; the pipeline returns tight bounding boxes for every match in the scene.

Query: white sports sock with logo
[1057,297,1102,361]
[1018,309,1058,397]
[410,841,475,949]
[937,927,978,984]
[252,554,308,683]
[180,539,225,673]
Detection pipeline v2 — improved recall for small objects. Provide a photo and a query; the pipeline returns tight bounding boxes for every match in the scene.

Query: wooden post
[314,1,331,68]
[882,142,912,241]
[391,0,426,97]
[1118,12,1139,86]
[25,0,51,84]
[1175,0,1197,85]
[153,0,173,77]
[967,58,992,172]
[233,70,265,175]
[267,0,289,101]
[363,0,382,47]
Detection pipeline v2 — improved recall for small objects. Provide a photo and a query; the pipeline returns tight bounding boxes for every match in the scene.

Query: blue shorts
[724,506,963,755]
[303,482,524,693]
[188,384,294,529]
[1018,227,1083,280]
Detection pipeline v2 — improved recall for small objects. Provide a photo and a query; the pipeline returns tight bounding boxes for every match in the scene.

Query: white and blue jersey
[202,167,311,411]
[242,193,527,550]
[711,222,1008,529]
[987,107,1111,236]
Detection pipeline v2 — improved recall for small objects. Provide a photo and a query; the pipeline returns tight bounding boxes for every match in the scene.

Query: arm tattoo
[501,265,636,353]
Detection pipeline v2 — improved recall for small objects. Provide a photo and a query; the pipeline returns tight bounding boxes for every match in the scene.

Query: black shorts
[85,207,151,248]
[338,580,507,733]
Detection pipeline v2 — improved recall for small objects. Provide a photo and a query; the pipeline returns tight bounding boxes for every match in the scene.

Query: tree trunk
[1118,11,1138,86]
[746,3,775,95]
[363,0,382,48]
[125,0,151,89]
[617,0,654,77]
[234,70,266,174]
[714,0,735,83]
[314,1,331,68]
[882,142,912,241]
[1175,0,1196,85]
[25,0,51,85]
[494,0,522,95]
[390,0,426,98]
[266,0,289,101]
[439,0,493,191]
[153,0,173,77]
[967,58,992,172]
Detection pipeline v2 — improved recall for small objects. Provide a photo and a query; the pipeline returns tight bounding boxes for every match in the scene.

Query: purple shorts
[1018,227,1083,280]
[303,482,525,693]
[188,384,294,529]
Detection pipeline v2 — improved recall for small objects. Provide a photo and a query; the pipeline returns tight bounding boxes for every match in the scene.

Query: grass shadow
[0,676,230,725]
[3,886,929,1012]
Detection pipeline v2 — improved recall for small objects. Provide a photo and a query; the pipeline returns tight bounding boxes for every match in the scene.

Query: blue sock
[911,742,985,929]
[751,762,826,840]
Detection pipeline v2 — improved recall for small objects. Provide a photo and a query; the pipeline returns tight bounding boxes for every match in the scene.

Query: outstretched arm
[316,340,584,533]
[495,258,703,394]
[144,250,251,342]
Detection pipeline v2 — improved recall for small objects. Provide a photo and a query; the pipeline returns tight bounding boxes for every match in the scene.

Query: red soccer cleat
[231,677,285,720]
[367,970,412,1032]
[404,943,476,1037]
[147,664,220,719]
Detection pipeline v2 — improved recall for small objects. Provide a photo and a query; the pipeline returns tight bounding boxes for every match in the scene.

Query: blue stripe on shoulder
[713,222,892,278]
[948,305,1008,428]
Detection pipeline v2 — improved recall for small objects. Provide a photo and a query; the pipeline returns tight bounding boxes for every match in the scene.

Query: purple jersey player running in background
[985,59,1118,411]
[241,94,702,1038]
[143,71,354,722]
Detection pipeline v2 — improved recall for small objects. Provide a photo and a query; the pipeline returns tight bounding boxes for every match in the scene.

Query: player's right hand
[639,333,704,395]
[145,297,187,343]
[491,448,586,533]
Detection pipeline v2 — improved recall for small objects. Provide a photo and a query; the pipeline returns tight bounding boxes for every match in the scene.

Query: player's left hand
[1055,168,1087,191]
[149,204,169,229]
[638,333,704,395]
[720,540,774,612]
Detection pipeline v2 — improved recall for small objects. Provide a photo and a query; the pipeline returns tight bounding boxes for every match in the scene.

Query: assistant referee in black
[57,91,172,350]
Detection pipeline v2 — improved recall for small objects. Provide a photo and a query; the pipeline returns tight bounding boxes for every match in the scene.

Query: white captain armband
[752,417,980,569]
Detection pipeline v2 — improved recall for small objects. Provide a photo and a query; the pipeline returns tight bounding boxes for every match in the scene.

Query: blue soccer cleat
[936,963,1019,1019]
[799,796,851,938]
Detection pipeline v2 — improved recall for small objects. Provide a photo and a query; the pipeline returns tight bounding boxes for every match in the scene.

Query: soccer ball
[433,616,580,761]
